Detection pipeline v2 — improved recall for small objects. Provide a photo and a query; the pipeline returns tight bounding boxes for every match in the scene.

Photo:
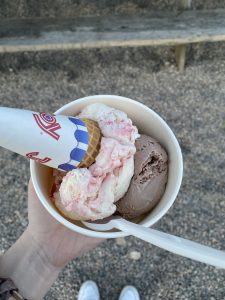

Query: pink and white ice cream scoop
[53,103,140,221]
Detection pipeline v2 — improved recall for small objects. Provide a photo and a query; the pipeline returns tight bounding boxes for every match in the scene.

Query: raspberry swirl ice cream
[80,103,138,144]
[52,103,139,221]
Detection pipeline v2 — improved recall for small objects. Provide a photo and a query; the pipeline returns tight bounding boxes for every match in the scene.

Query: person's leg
[118,286,140,300]
[77,280,100,300]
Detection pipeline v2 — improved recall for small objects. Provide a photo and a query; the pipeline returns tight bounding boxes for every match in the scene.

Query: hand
[0,179,104,299]
[27,179,103,268]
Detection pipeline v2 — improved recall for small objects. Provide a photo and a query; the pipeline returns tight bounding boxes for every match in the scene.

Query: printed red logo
[33,112,61,140]
[26,151,52,164]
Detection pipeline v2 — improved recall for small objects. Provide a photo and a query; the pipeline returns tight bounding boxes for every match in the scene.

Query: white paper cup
[30,95,183,238]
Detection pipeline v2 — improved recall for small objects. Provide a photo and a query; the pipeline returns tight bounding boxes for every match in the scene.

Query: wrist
[27,225,92,269]
[0,229,61,299]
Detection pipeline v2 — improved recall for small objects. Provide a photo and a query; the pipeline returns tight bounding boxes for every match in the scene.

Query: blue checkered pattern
[58,117,88,171]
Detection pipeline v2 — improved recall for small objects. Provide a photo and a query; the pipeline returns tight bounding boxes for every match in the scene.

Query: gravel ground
[1,45,225,299]
[1,0,225,19]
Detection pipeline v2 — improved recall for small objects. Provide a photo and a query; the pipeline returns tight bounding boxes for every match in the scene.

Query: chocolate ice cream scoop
[116,134,168,219]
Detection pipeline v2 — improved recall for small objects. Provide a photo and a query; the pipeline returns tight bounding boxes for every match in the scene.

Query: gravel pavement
[0,46,225,299]
[1,0,225,19]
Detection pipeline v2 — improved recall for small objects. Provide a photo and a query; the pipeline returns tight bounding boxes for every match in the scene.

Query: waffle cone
[78,118,101,168]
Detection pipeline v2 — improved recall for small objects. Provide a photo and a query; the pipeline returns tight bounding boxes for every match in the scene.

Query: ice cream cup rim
[30,94,183,238]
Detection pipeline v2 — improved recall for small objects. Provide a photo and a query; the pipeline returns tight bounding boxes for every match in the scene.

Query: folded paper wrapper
[0,107,101,171]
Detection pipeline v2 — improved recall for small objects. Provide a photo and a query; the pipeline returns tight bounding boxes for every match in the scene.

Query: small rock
[115,237,126,246]
[129,251,141,260]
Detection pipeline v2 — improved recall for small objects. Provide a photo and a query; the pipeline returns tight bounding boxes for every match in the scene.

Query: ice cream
[52,103,139,221]
[79,103,138,144]
[54,168,115,221]
[116,135,168,219]
[52,104,168,222]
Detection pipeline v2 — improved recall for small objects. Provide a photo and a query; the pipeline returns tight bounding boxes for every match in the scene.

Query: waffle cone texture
[78,118,102,168]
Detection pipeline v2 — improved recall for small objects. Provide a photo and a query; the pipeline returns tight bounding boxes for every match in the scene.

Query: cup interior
[30,95,183,238]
